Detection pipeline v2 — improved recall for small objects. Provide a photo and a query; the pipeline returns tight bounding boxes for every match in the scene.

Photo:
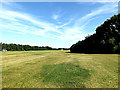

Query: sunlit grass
[2,50,118,88]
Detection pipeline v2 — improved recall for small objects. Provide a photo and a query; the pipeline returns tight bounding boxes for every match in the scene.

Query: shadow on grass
[65,51,117,54]
[35,63,91,88]
[65,52,85,54]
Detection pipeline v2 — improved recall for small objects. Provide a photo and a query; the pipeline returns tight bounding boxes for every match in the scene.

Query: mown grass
[38,63,90,88]
[2,50,118,88]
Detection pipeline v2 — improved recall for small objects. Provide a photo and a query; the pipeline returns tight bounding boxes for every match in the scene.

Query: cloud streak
[0,2,118,45]
[53,14,59,20]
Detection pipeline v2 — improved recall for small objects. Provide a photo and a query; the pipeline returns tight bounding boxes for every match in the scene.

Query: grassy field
[2,50,118,88]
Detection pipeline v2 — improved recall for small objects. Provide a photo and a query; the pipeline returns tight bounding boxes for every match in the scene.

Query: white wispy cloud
[0,2,118,45]
[53,14,59,20]
[52,10,65,21]
[56,2,118,41]
[0,7,64,37]
[75,2,118,27]
[58,18,74,28]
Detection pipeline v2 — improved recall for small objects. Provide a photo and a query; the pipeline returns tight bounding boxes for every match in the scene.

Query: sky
[0,1,118,48]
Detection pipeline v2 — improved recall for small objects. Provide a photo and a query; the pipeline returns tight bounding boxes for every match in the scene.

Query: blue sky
[0,2,118,48]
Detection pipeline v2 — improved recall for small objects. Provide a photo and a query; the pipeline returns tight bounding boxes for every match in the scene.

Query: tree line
[1,43,69,51]
[70,14,120,54]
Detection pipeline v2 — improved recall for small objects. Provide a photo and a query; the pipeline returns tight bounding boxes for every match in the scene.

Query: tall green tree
[70,14,120,54]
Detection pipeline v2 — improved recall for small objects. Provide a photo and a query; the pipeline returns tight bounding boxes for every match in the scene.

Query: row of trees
[1,43,69,51]
[70,14,120,54]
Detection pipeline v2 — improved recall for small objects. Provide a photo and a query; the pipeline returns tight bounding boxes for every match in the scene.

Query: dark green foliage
[1,43,69,51]
[1,43,53,51]
[70,14,120,54]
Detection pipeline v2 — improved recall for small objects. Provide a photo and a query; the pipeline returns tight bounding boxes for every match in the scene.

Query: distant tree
[1,43,55,51]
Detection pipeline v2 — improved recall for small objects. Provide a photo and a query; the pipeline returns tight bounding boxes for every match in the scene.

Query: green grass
[38,63,90,88]
[2,50,118,88]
